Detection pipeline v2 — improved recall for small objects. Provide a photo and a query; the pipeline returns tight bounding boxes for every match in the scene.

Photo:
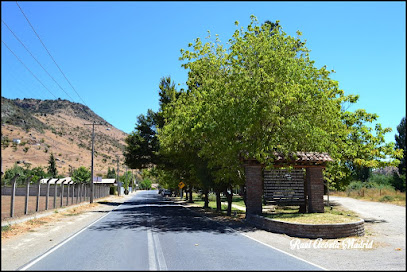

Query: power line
[2,40,58,99]
[15,1,89,109]
[2,19,77,102]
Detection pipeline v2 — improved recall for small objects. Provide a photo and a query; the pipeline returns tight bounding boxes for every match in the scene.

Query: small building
[12,138,21,144]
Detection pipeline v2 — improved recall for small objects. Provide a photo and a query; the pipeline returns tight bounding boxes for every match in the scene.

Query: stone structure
[244,152,333,216]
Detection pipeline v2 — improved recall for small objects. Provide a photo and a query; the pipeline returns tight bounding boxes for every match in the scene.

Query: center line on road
[153,231,168,270]
[147,229,158,271]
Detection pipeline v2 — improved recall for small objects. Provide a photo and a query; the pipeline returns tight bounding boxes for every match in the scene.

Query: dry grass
[263,205,361,224]
[1,202,100,240]
[331,188,406,206]
[1,110,127,176]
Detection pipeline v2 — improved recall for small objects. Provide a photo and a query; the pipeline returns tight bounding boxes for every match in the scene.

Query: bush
[368,174,392,186]
[347,181,364,191]
[379,195,394,202]
[390,173,406,192]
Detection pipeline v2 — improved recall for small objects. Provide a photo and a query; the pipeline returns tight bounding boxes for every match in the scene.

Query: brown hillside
[1,98,130,177]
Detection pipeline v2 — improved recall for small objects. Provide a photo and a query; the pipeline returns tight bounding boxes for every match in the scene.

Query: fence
[1,175,111,220]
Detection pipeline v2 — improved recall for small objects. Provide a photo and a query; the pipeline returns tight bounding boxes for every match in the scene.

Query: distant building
[12,138,21,144]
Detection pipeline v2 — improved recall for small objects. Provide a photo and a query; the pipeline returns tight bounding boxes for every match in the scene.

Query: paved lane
[22,191,323,270]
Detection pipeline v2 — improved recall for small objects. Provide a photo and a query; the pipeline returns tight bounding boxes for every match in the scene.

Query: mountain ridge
[1,97,129,177]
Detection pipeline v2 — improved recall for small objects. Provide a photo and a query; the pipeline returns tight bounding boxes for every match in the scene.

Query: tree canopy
[158,16,402,190]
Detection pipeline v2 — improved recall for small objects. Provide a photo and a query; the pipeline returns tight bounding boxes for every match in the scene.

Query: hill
[1,97,130,177]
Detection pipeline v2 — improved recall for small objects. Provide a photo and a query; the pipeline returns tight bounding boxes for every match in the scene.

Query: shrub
[379,195,394,202]
[390,173,406,192]
[368,174,392,186]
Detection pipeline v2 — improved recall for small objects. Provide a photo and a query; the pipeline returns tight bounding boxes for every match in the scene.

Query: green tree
[47,153,58,177]
[159,15,402,198]
[124,109,159,169]
[2,163,25,186]
[72,166,91,183]
[106,167,116,179]
[29,166,47,183]
[395,117,406,175]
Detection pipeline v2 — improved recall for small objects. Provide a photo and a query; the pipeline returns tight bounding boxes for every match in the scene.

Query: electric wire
[2,40,58,99]
[15,1,90,110]
[2,19,77,103]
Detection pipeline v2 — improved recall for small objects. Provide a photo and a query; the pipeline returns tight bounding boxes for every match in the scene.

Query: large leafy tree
[159,15,402,194]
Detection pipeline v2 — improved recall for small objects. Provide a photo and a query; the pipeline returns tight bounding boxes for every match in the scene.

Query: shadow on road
[89,195,256,234]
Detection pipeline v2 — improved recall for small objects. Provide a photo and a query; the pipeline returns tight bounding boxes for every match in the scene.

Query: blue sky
[1,1,405,145]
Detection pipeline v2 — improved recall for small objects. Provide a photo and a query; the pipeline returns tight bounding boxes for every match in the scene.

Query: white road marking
[153,232,168,270]
[185,206,327,271]
[18,201,126,271]
[147,229,157,270]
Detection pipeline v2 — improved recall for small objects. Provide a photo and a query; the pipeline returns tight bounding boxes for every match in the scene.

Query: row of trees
[124,16,404,214]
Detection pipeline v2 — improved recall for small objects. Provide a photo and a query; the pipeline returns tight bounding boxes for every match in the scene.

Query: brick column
[244,161,263,216]
[306,167,324,213]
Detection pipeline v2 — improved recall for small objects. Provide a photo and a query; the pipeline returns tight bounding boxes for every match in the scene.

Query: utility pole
[84,121,104,203]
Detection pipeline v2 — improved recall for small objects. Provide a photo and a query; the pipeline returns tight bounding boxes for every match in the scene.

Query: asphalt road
[19,190,323,270]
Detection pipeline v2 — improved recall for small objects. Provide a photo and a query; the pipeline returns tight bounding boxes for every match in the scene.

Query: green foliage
[47,153,58,177]
[367,173,392,186]
[123,109,159,169]
[139,178,152,190]
[1,164,46,186]
[119,171,132,190]
[379,195,394,202]
[106,167,116,179]
[395,117,406,175]
[159,16,401,191]
[72,166,91,183]
[391,173,406,192]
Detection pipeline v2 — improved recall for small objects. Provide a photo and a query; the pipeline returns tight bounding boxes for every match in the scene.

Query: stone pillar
[244,161,263,216]
[306,167,324,213]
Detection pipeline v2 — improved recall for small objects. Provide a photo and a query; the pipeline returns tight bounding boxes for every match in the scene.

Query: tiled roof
[273,152,333,163]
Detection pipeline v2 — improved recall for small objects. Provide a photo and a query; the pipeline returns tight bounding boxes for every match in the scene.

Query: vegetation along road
[12,190,323,270]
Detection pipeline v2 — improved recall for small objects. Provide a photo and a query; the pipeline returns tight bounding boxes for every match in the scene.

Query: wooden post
[10,174,20,218]
[36,177,42,212]
[25,176,33,215]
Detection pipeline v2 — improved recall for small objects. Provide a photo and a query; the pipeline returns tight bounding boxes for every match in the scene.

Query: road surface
[19,190,323,270]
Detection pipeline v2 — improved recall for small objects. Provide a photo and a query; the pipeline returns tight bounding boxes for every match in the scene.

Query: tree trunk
[216,190,221,212]
[188,185,194,203]
[226,187,233,216]
[203,189,209,208]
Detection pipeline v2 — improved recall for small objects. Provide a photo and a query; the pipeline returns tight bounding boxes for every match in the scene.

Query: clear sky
[1,1,405,145]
